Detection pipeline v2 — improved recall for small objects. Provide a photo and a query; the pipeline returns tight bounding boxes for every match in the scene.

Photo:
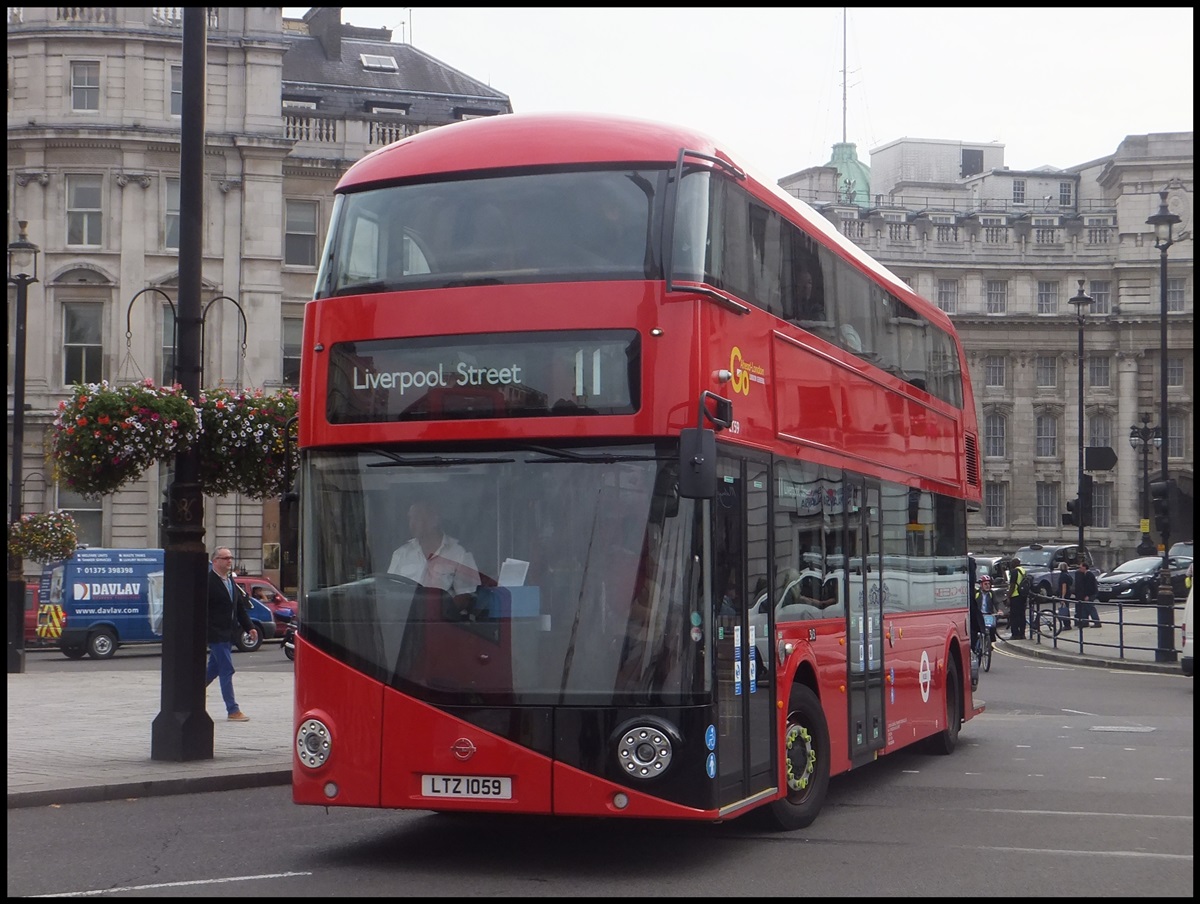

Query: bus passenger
[388,501,481,617]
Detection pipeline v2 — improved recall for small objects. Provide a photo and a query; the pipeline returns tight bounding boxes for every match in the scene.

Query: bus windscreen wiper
[522,445,665,464]
[366,450,515,468]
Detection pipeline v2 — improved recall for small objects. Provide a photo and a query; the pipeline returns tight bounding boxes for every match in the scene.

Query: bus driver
[388,500,481,615]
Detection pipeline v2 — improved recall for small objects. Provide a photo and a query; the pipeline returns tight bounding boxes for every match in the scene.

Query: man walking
[1073,559,1101,628]
[206,546,255,721]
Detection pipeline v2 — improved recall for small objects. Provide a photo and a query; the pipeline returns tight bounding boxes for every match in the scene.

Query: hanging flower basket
[196,387,299,500]
[8,510,79,564]
[48,379,201,498]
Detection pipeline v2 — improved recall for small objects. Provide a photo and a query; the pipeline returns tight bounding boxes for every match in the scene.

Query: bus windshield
[315,168,667,296]
[300,444,708,706]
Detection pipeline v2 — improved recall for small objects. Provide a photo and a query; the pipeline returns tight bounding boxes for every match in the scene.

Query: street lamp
[7,220,40,675]
[1128,415,1161,556]
[1145,187,1180,663]
[1067,280,1093,552]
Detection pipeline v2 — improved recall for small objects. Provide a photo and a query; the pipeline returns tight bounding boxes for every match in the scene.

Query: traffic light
[1062,498,1078,526]
[1079,474,1093,527]
[1149,479,1172,534]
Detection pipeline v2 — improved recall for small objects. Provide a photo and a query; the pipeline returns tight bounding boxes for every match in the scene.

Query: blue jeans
[205,641,240,715]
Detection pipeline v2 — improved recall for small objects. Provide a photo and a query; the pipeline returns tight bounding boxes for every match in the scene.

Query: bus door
[847,481,886,763]
[712,455,777,810]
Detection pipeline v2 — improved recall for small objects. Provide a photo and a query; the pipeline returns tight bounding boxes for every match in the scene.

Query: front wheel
[927,660,962,755]
[763,684,830,831]
[983,636,993,672]
[235,624,263,653]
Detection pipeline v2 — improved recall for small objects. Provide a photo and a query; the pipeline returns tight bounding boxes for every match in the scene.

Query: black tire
[235,623,264,653]
[982,636,992,672]
[284,641,295,661]
[87,628,118,660]
[928,660,961,755]
[763,684,830,831]
[61,644,87,660]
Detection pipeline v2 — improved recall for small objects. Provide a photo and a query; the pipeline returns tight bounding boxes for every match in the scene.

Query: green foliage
[196,387,299,500]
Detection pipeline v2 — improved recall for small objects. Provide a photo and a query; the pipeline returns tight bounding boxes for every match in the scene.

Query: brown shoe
[227,711,250,722]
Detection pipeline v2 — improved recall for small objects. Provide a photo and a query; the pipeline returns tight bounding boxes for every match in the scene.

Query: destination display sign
[326,330,640,423]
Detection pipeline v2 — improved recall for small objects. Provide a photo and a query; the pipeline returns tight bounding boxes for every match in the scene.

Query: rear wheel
[928,660,961,755]
[763,684,830,831]
[87,628,117,660]
[235,624,263,653]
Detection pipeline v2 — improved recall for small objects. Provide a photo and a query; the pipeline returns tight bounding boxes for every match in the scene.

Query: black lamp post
[7,220,40,675]
[1145,187,1180,663]
[1067,280,1093,552]
[1128,414,1160,557]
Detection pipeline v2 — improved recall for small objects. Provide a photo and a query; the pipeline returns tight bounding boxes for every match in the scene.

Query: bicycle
[978,607,997,672]
[1029,597,1069,642]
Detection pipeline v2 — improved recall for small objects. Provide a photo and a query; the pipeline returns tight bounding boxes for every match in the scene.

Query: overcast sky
[283,7,1194,181]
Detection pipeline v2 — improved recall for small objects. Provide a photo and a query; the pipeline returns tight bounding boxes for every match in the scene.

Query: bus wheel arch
[763,681,830,831]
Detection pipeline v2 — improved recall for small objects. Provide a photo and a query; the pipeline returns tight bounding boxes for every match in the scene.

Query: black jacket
[1072,569,1098,601]
[207,569,254,644]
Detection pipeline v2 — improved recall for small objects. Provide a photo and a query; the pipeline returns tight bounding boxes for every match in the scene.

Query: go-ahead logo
[728,346,765,396]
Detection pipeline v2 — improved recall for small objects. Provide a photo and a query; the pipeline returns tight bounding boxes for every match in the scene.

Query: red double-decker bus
[292,112,982,829]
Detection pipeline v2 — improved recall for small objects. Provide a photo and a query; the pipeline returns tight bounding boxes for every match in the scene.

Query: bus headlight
[613,719,678,779]
[296,718,331,769]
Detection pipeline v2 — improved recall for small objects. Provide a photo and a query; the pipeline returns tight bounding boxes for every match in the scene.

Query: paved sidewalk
[8,616,1183,810]
[7,667,292,809]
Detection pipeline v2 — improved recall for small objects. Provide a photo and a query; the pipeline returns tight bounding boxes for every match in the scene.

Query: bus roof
[337,111,956,337]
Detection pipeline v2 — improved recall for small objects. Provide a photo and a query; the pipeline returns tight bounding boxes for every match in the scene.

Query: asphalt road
[6,646,1193,898]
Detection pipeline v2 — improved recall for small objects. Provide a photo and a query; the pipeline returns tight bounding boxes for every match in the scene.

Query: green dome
[825,141,871,207]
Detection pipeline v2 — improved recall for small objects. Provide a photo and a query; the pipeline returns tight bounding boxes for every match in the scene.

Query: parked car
[1169,540,1193,559]
[1095,555,1193,605]
[233,575,296,635]
[22,582,47,647]
[1013,543,1096,597]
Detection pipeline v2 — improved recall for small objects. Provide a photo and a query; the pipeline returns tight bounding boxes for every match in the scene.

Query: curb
[996,638,1181,674]
[7,769,293,810]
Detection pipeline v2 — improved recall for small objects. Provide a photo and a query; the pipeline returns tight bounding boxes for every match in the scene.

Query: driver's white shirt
[388,535,479,596]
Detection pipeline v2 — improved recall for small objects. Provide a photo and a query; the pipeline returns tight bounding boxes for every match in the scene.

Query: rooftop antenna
[841,8,847,144]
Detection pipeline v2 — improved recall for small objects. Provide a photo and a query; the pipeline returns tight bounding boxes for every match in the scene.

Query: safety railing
[1027,592,1185,663]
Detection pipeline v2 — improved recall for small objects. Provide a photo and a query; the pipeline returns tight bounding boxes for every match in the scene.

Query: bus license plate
[422,774,512,799]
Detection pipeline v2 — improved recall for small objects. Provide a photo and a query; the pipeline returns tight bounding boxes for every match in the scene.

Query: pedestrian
[205,546,255,721]
[1055,562,1074,631]
[1073,560,1101,627]
[1007,559,1028,640]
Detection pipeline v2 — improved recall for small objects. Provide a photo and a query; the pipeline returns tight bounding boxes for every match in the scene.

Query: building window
[170,65,182,116]
[1166,356,1184,387]
[283,97,318,110]
[984,355,1006,388]
[984,413,1006,458]
[359,53,398,72]
[162,305,176,385]
[1167,277,1186,313]
[1091,482,1111,529]
[64,303,104,385]
[1088,413,1112,449]
[1035,482,1058,529]
[71,61,100,111]
[1035,414,1058,458]
[936,278,958,314]
[285,200,319,267]
[165,177,180,250]
[57,486,102,547]
[1168,414,1185,459]
[1059,182,1073,206]
[1036,280,1059,314]
[984,482,1006,528]
[67,175,103,246]
[1088,355,1110,389]
[985,279,1008,314]
[282,316,303,387]
[1035,355,1057,388]
[1012,179,1026,204]
[1089,279,1111,315]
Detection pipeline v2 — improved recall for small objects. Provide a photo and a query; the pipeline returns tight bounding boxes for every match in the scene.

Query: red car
[233,575,296,635]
